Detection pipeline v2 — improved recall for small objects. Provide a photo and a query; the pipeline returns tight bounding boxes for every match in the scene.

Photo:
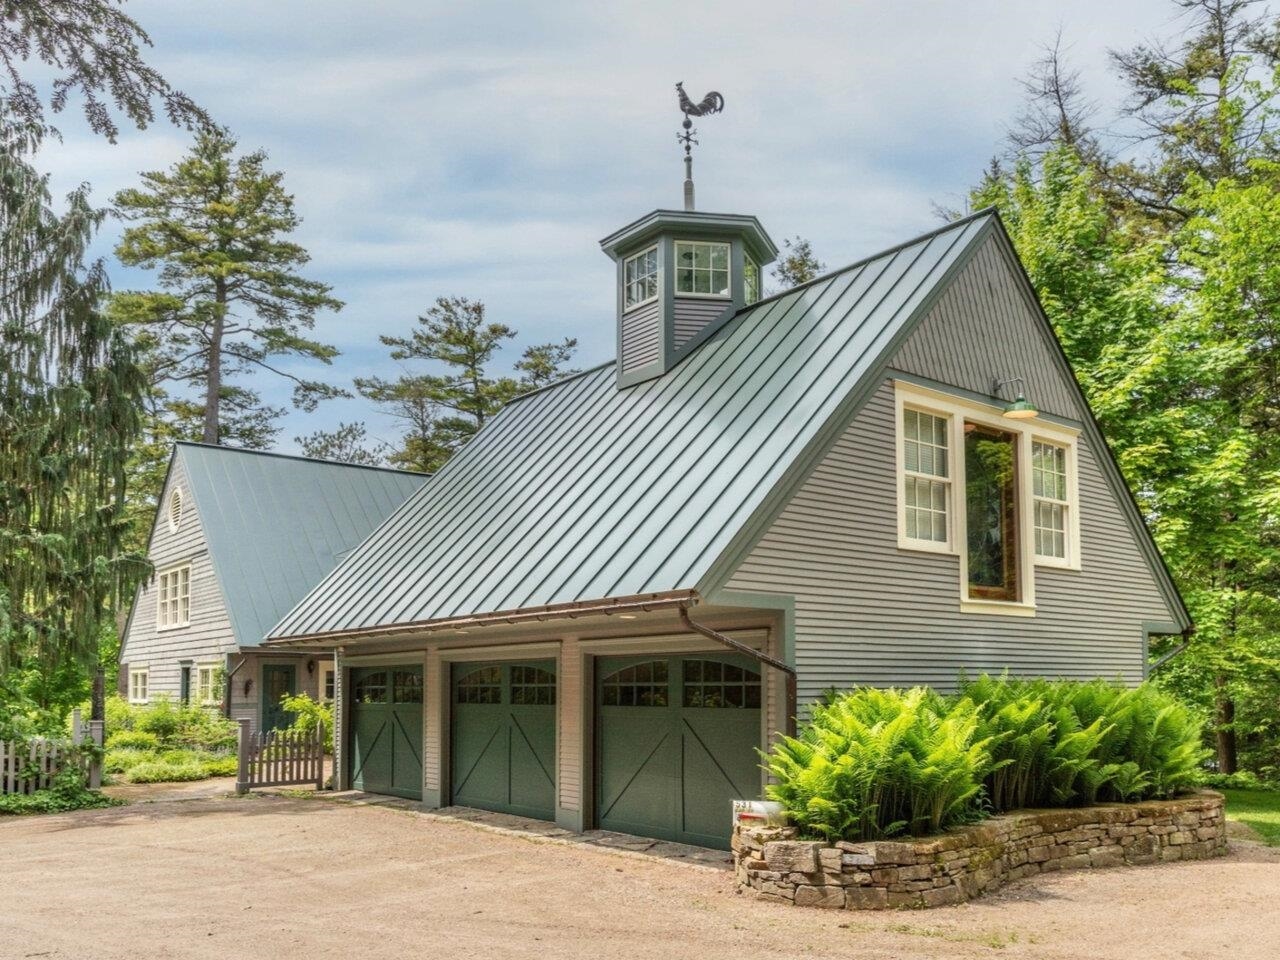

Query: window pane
[710,245,727,269]
[965,425,1020,601]
[394,670,423,704]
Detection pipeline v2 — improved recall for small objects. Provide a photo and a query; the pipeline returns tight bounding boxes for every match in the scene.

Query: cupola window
[623,246,659,308]
[675,241,730,296]
[744,254,761,305]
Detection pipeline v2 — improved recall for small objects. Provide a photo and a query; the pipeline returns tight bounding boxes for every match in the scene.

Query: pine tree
[356,297,577,473]
[771,236,825,290]
[0,120,147,685]
[111,127,345,449]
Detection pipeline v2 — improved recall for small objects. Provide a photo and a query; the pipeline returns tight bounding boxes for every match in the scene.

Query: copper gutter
[262,590,698,648]
[679,605,797,737]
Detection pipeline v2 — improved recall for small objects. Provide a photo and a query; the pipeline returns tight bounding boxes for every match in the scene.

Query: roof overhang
[263,590,699,648]
[599,209,778,264]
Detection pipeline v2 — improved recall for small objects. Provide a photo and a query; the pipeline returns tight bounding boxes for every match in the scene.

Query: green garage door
[451,660,557,820]
[349,665,423,800]
[596,654,762,849]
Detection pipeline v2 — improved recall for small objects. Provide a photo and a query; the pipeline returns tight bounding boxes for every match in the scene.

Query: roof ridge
[174,441,430,477]
[740,207,999,313]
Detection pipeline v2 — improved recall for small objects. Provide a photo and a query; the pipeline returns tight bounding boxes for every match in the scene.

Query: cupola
[599,82,778,387]
[601,211,777,386]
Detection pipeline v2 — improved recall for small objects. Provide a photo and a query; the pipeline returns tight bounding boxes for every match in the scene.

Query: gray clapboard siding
[119,458,239,701]
[726,239,1176,700]
[620,300,660,372]
[673,297,730,350]
[893,238,1082,419]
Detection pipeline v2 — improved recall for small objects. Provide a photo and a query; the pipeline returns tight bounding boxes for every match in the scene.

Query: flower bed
[733,791,1226,910]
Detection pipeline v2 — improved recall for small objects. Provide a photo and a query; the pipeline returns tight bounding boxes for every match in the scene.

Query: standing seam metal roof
[269,212,995,640]
[175,443,428,646]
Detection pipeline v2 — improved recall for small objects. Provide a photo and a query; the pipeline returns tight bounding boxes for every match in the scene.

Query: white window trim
[128,668,149,704]
[1030,437,1082,571]
[744,253,761,305]
[167,486,183,533]
[195,662,221,706]
[318,662,335,702]
[893,381,1082,618]
[673,239,732,299]
[156,563,192,631]
[623,245,659,310]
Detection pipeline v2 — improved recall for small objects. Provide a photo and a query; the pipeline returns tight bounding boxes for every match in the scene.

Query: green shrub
[106,730,160,751]
[1201,770,1278,791]
[281,692,333,752]
[0,763,123,816]
[104,747,153,775]
[104,694,135,733]
[133,697,182,738]
[765,675,1209,843]
[765,687,992,841]
[123,760,208,783]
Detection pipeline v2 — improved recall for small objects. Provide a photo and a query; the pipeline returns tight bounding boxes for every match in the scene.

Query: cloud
[33,0,1173,451]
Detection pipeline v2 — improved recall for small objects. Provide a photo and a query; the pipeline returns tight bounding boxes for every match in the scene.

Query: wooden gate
[1,712,104,795]
[235,718,325,794]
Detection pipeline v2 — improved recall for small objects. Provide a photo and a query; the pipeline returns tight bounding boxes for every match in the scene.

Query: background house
[119,443,427,732]
[264,207,1190,849]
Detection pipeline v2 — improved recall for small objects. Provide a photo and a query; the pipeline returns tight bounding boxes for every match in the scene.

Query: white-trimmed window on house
[901,407,951,547]
[196,663,222,706]
[744,254,761,305]
[319,663,335,702]
[157,565,191,629]
[1033,440,1070,562]
[129,668,149,704]
[675,241,730,296]
[623,246,658,308]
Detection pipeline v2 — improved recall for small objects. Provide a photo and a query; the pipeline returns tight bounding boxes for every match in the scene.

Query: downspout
[222,656,248,720]
[679,605,797,737]
[1149,625,1196,676]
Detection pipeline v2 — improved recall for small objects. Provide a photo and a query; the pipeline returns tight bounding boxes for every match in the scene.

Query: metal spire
[675,82,725,212]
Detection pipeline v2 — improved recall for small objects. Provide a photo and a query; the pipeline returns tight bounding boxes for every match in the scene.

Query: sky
[36,0,1182,454]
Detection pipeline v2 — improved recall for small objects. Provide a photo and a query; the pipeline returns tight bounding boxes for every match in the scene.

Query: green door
[596,654,762,849]
[451,660,556,820]
[349,665,423,800]
[261,664,296,732]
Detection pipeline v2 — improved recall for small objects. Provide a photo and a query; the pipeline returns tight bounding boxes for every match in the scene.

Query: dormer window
[744,255,761,305]
[675,241,730,296]
[624,246,658,308]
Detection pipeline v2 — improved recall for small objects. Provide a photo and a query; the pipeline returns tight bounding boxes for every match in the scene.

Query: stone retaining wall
[733,791,1226,910]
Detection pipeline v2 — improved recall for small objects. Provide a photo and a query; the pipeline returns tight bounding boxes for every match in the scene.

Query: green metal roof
[174,443,428,647]
[269,211,1005,641]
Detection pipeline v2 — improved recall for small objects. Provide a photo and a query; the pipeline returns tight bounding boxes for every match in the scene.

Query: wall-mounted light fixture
[306,659,315,675]
[243,678,253,697]
[991,377,1039,420]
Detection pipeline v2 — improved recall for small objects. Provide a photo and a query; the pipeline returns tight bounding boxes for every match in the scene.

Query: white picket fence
[0,710,104,795]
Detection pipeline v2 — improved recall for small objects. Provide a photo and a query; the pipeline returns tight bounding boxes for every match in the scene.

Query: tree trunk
[1214,674,1238,774]
[203,281,227,444]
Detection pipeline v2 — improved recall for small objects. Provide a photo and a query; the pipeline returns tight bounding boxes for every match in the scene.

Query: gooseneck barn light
[992,377,1039,420]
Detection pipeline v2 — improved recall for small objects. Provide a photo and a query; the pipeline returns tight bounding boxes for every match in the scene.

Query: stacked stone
[732,791,1227,910]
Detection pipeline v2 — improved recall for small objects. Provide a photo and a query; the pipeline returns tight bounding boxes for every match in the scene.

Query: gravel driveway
[2,794,1277,960]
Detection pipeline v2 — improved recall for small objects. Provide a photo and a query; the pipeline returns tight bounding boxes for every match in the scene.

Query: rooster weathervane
[676,82,724,211]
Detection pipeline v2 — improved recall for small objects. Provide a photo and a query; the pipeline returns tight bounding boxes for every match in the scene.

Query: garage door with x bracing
[349,665,423,800]
[596,654,762,849]
[451,661,557,820]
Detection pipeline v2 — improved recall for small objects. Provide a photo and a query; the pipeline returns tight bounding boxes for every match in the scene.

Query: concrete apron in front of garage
[322,790,733,870]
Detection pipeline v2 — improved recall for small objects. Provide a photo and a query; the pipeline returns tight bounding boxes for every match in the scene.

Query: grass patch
[1223,788,1280,845]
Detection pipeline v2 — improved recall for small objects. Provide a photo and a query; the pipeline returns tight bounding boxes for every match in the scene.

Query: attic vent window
[167,487,183,532]
[675,241,729,296]
[623,246,658,308]
[744,254,761,305]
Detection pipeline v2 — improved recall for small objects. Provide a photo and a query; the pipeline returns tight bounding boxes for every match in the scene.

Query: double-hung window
[623,246,658,308]
[129,669,149,704]
[1032,441,1071,563]
[157,565,191,629]
[674,241,730,296]
[196,663,222,706]
[895,383,1080,615]
[901,407,951,547]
